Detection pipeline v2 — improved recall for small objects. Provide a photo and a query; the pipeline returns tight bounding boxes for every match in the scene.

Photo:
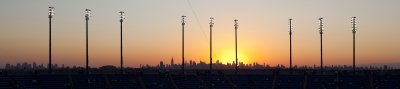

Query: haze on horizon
[0,0,399,68]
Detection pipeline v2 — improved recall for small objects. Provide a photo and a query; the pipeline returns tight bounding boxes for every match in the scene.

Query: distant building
[384,65,388,70]
[171,57,174,67]
[99,65,117,71]
[32,62,37,69]
[160,60,165,69]
[5,64,11,69]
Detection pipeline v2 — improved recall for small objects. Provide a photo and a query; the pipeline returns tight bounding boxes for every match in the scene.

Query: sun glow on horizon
[215,48,251,64]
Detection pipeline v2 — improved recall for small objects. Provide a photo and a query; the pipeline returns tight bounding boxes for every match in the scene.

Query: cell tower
[181,15,186,74]
[85,9,91,75]
[318,18,324,71]
[48,7,55,75]
[352,17,357,72]
[234,19,239,74]
[209,17,214,74]
[288,19,293,71]
[119,11,125,74]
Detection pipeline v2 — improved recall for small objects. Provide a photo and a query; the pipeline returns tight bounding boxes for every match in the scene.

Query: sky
[0,0,399,68]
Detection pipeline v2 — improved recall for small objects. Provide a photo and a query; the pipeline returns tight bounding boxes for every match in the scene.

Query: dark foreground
[1,69,399,89]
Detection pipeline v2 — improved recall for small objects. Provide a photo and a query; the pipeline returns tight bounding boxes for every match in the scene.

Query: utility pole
[289,19,293,71]
[48,7,55,75]
[181,15,186,74]
[318,18,324,71]
[352,17,357,72]
[85,9,91,75]
[234,19,239,74]
[119,11,125,74]
[209,17,214,74]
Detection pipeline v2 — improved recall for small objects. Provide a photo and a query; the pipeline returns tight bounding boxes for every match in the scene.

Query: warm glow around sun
[215,48,250,64]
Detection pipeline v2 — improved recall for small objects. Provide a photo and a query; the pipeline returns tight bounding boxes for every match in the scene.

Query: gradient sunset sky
[0,0,399,68]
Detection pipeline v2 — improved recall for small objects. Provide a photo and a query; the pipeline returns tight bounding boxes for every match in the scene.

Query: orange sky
[0,0,399,68]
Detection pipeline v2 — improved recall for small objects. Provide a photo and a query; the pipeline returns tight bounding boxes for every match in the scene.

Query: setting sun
[215,48,250,64]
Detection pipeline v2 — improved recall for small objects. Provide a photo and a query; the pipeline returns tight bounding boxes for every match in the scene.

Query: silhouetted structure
[234,19,239,74]
[318,18,324,71]
[208,17,215,88]
[181,15,186,74]
[119,11,125,74]
[48,7,55,75]
[289,19,293,71]
[85,9,91,74]
[2,70,400,89]
[4,61,398,71]
[209,17,214,74]
[352,17,357,72]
